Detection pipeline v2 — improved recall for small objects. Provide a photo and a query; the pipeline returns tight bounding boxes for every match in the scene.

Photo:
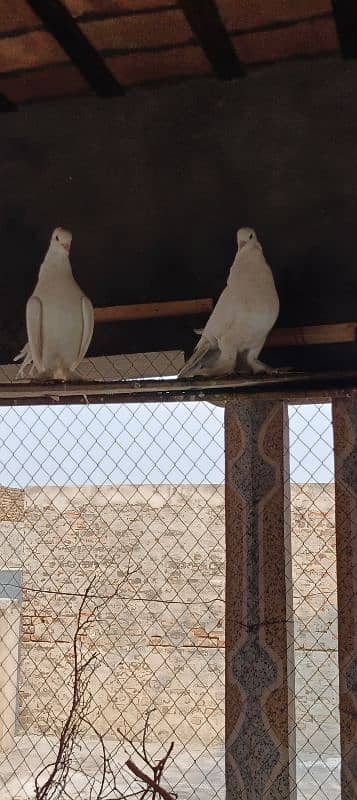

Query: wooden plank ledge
[1,370,357,406]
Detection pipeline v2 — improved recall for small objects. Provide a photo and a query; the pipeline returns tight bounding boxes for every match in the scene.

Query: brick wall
[0,489,23,523]
[0,483,338,751]
[0,485,225,745]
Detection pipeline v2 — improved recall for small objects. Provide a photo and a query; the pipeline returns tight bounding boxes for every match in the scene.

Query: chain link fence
[0,399,225,800]
[0,389,342,799]
[1,351,185,384]
[288,403,339,800]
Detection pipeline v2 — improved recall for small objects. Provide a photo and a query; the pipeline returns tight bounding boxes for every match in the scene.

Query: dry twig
[121,711,176,800]
[125,760,175,800]
[34,569,177,800]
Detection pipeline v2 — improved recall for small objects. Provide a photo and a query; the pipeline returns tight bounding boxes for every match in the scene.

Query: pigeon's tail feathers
[14,343,35,379]
[13,348,24,363]
[14,343,31,363]
[178,337,216,379]
[193,328,204,335]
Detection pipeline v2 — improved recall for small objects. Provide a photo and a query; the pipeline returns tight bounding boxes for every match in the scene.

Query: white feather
[14,227,94,381]
[178,227,279,378]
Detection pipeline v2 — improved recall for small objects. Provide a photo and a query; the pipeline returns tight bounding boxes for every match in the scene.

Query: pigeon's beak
[239,240,247,250]
[62,243,70,253]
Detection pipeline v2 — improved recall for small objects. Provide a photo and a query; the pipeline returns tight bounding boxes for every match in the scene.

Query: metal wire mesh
[1,351,184,384]
[0,399,225,800]
[0,392,344,799]
[288,403,339,800]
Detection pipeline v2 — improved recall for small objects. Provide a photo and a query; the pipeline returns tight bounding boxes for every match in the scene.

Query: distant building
[0,483,337,756]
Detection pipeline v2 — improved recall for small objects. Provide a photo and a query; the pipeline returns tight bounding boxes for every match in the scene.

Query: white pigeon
[178,227,279,379]
[14,227,94,380]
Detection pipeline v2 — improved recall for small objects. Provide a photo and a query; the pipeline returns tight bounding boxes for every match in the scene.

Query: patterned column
[225,397,295,799]
[333,396,357,799]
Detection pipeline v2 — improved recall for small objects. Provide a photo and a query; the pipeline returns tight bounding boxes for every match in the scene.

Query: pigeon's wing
[178,337,220,379]
[26,296,43,372]
[204,287,236,340]
[72,296,94,370]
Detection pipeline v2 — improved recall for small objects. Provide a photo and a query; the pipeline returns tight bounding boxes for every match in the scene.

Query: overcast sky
[0,401,333,488]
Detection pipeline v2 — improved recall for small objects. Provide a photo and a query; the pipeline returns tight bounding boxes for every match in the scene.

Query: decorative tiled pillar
[332,396,357,799]
[225,397,295,799]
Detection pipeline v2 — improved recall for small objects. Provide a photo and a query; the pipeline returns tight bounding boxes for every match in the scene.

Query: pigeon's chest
[35,276,80,315]
[34,279,83,359]
[222,269,279,344]
[231,264,278,311]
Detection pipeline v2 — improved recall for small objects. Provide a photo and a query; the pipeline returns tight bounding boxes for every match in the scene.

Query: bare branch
[34,571,178,800]
[125,760,176,800]
[35,577,100,800]
[141,711,151,765]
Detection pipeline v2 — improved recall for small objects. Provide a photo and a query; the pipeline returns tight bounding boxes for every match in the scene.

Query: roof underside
[0,0,355,107]
[0,2,357,373]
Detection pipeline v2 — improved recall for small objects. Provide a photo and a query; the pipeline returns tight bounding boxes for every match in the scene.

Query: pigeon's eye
[55,235,59,241]
[249,233,253,240]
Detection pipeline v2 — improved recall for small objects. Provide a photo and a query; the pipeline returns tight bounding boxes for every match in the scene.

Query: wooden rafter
[266,321,356,348]
[94,298,214,323]
[71,5,178,24]
[332,0,357,57]
[93,302,356,350]
[25,0,124,96]
[179,0,244,79]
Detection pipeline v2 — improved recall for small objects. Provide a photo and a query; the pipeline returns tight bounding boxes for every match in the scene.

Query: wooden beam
[179,0,244,79]
[25,0,124,96]
[93,302,356,349]
[331,0,357,57]
[266,321,357,347]
[94,298,214,323]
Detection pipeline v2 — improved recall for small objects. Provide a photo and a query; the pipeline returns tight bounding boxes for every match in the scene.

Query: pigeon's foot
[43,368,86,383]
[244,357,295,376]
[41,376,87,384]
[34,377,65,384]
[269,366,294,375]
[248,358,275,375]
[179,366,234,379]
[65,375,90,384]
[14,368,29,381]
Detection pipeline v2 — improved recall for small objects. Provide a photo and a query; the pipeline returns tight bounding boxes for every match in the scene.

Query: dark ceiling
[0,0,350,107]
[0,1,356,369]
